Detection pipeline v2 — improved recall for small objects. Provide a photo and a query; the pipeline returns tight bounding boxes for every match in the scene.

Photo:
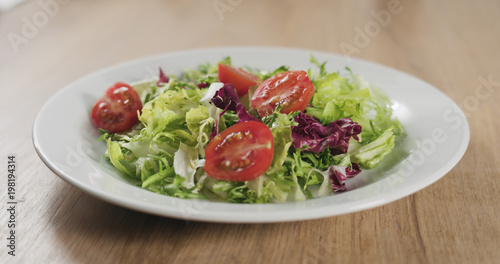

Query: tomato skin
[91,82,142,133]
[251,70,315,117]
[218,64,260,97]
[204,121,274,182]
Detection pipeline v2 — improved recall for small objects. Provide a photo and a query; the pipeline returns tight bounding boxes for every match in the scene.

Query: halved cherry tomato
[204,121,274,181]
[91,82,142,133]
[218,64,260,97]
[251,70,315,117]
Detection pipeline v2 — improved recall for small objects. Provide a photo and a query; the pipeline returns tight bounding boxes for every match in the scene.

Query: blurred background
[2,0,498,95]
[2,0,498,111]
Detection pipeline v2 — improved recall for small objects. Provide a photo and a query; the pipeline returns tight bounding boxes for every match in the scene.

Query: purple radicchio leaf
[291,112,361,155]
[208,83,259,139]
[209,83,259,122]
[328,163,361,192]
[197,82,209,88]
[156,67,169,87]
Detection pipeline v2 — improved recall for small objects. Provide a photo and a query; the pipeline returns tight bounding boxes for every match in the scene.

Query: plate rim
[32,46,470,223]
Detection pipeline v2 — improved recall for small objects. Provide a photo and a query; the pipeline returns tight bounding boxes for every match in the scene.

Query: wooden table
[1,0,499,263]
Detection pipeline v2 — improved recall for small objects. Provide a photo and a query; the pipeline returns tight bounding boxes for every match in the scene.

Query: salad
[91,56,403,203]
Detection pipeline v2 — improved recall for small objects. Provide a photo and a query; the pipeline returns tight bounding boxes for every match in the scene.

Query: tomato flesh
[91,82,142,133]
[218,64,260,97]
[204,121,274,181]
[251,70,315,117]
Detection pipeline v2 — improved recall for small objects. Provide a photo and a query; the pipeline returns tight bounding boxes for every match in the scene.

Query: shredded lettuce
[99,56,403,203]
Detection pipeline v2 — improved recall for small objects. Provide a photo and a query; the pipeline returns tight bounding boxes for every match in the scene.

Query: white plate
[33,47,469,223]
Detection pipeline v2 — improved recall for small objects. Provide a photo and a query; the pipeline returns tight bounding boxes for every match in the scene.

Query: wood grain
[1,0,499,263]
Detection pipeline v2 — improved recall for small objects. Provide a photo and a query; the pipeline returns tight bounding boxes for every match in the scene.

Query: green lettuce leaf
[349,126,396,169]
[106,140,135,177]
[140,89,203,121]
